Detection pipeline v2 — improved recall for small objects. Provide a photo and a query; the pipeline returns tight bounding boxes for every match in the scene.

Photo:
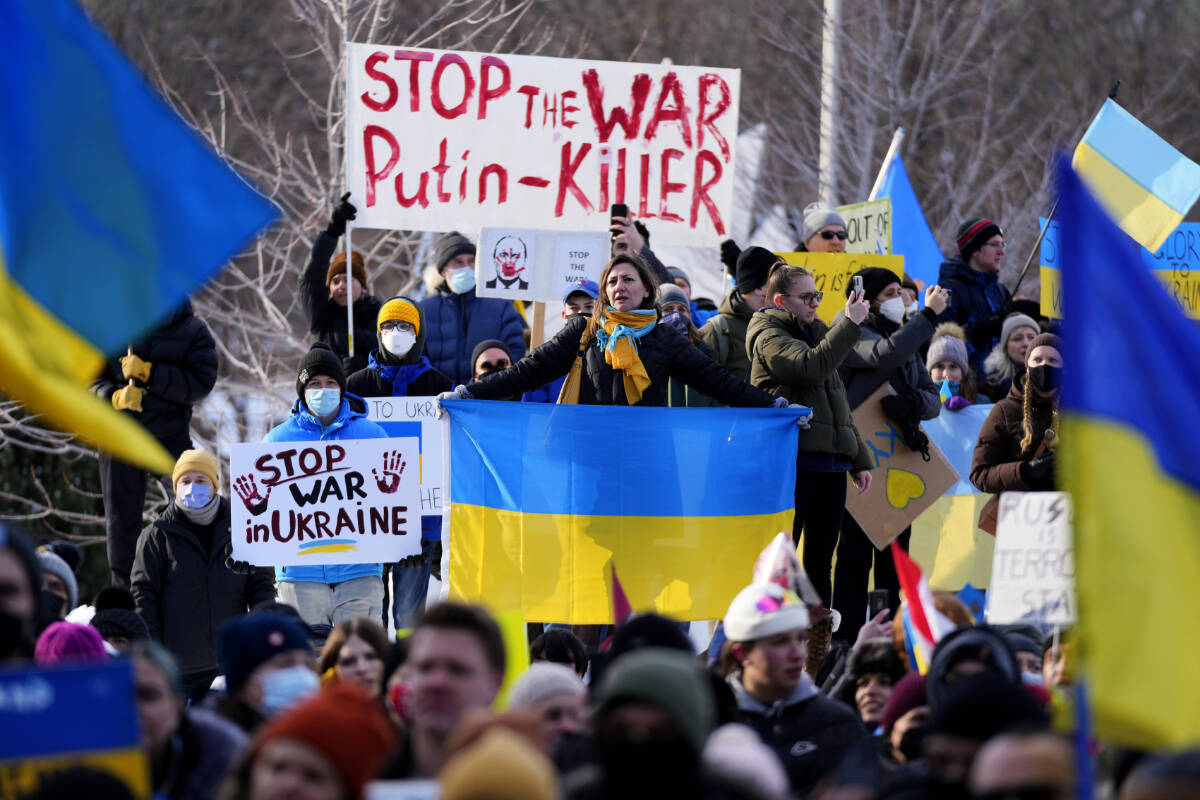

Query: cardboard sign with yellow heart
[846,384,958,548]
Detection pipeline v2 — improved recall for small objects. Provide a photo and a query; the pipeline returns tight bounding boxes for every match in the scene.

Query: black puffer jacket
[345,295,453,398]
[94,301,218,438]
[301,230,383,373]
[131,498,276,683]
[466,314,776,407]
[730,676,867,797]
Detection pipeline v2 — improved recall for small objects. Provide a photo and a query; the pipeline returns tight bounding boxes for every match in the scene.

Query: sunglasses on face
[479,359,510,371]
[818,230,848,240]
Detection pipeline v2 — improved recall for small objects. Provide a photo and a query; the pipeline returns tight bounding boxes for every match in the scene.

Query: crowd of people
[5,196,1188,799]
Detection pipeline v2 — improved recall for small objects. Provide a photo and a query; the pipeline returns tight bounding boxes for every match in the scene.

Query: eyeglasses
[380,320,415,333]
[818,230,848,241]
[478,359,510,372]
[984,239,1005,249]
[785,291,823,306]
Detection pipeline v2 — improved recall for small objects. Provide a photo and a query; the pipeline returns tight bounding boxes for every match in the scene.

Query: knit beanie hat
[44,540,82,573]
[507,662,585,710]
[846,266,901,302]
[1028,331,1063,355]
[800,202,847,243]
[91,608,150,643]
[702,724,791,800]
[440,728,558,800]
[253,684,396,800]
[656,282,690,309]
[36,549,78,610]
[377,297,422,335]
[735,246,777,293]
[879,672,927,735]
[218,612,312,691]
[470,339,512,373]
[1004,632,1043,660]
[592,648,715,757]
[35,621,107,666]
[723,582,810,642]
[295,343,345,400]
[925,323,970,375]
[172,449,220,493]
[1000,313,1039,349]
[956,218,1003,261]
[94,585,136,611]
[435,231,476,271]
[326,250,367,289]
[666,266,691,288]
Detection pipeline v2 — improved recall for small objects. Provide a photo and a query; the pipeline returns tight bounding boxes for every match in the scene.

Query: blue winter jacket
[420,286,526,385]
[264,394,388,585]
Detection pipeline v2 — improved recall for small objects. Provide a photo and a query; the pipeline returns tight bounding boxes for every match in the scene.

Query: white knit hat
[506,662,585,709]
[723,583,810,642]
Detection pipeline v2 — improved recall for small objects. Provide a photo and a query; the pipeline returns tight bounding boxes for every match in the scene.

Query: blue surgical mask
[177,483,212,510]
[661,310,689,335]
[445,267,476,295]
[260,665,319,717]
[305,388,341,417]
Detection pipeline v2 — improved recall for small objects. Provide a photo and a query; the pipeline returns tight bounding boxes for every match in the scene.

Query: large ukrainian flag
[1058,154,1200,748]
[442,400,802,623]
[1072,99,1200,253]
[0,0,275,473]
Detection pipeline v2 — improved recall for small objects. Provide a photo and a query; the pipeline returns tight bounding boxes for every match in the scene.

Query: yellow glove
[120,353,152,382]
[111,384,145,413]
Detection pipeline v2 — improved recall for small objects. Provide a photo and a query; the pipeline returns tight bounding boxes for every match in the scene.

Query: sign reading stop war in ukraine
[475,227,609,302]
[776,252,905,325]
[987,492,1075,625]
[345,45,740,245]
[230,438,421,566]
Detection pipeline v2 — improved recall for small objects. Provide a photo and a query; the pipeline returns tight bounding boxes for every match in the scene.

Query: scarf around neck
[595,307,657,404]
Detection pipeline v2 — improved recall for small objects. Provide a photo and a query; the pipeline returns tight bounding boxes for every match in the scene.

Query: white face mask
[445,267,475,294]
[904,301,919,320]
[878,296,906,324]
[260,665,319,717]
[382,329,416,358]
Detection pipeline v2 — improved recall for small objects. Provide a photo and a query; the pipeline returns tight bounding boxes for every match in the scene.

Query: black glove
[1020,451,1056,485]
[430,540,443,582]
[396,537,433,569]
[719,239,741,276]
[965,308,1008,347]
[896,417,931,461]
[880,392,915,422]
[224,544,254,575]
[326,191,357,237]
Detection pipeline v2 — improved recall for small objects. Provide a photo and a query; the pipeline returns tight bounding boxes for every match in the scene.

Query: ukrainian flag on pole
[441,400,802,623]
[0,0,276,473]
[1058,153,1200,748]
[1072,99,1200,253]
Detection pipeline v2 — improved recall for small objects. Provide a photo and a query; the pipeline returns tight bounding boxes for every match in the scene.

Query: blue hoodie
[265,394,388,585]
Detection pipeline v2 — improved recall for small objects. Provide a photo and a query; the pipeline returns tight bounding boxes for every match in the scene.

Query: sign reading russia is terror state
[230,438,421,566]
[345,46,740,245]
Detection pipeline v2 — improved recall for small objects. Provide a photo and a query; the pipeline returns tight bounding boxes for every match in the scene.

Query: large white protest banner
[230,438,421,566]
[474,227,609,302]
[345,46,740,245]
[987,491,1075,625]
[364,396,444,521]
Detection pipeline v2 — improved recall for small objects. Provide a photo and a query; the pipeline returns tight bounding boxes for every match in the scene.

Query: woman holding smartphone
[746,262,874,613]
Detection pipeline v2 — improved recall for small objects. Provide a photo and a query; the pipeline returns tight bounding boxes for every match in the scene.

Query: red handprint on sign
[372,451,407,494]
[233,474,271,516]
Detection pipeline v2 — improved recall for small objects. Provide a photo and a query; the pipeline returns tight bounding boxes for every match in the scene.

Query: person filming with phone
[747,261,875,622]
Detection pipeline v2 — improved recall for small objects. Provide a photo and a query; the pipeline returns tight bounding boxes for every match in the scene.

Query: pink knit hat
[35,622,109,666]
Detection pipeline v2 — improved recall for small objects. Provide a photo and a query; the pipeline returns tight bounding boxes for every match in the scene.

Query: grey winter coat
[835,308,941,419]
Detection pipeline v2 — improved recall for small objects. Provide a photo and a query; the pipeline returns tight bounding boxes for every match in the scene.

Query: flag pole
[1009,82,1121,296]
[345,225,355,360]
[868,127,905,201]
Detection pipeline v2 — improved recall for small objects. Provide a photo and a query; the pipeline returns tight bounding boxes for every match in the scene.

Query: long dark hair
[318,617,389,676]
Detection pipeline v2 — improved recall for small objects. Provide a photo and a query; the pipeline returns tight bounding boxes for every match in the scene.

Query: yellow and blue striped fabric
[443,400,803,623]
[1072,99,1200,253]
[1058,154,1200,748]
[0,0,275,473]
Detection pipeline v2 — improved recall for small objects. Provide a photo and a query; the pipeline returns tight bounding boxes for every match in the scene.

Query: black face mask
[0,608,32,661]
[596,738,698,794]
[1027,364,1060,393]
